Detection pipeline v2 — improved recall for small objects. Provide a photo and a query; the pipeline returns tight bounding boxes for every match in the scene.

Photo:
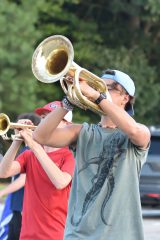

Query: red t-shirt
[16,147,75,240]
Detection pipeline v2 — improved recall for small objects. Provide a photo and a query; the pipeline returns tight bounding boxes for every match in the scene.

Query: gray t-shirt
[64,123,149,240]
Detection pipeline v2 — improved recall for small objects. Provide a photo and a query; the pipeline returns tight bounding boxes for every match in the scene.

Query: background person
[0,140,12,240]
[0,112,40,240]
[0,174,25,240]
[33,70,151,240]
[7,112,41,240]
[0,194,12,240]
[0,102,75,240]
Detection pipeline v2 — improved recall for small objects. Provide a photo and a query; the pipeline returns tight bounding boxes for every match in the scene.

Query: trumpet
[0,113,36,140]
[32,35,107,115]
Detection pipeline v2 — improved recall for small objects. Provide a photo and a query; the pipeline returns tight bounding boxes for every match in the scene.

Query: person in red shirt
[0,101,75,240]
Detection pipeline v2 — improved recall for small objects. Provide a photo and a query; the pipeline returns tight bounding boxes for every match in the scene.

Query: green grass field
[0,182,9,203]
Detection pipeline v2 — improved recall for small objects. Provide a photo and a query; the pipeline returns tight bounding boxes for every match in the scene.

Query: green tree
[0,0,45,119]
[1,0,160,125]
[35,0,160,124]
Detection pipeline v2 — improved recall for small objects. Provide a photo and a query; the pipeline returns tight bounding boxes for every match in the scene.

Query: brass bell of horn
[32,35,107,115]
[0,113,36,140]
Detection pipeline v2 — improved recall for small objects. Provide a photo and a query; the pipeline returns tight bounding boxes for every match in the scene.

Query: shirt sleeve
[15,150,30,173]
[129,141,150,175]
[60,150,75,177]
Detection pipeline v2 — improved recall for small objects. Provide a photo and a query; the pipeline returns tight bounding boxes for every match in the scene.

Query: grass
[0,182,10,204]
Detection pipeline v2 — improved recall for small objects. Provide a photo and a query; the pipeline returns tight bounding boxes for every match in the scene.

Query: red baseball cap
[35,101,72,122]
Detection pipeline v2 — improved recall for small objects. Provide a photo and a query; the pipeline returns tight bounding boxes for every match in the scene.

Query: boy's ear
[125,94,130,103]
[122,94,130,107]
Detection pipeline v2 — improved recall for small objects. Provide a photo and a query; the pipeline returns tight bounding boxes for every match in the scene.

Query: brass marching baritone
[0,113,36,140]
[32,35,107,115]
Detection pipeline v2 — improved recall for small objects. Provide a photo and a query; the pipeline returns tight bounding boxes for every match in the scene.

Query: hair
[17,112,41,126]
[0,139,4,155]
[125,96,135,111]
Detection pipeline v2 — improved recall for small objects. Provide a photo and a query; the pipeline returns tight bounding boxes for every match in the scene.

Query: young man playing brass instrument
[0,102,75,240]
[33,70,150,240]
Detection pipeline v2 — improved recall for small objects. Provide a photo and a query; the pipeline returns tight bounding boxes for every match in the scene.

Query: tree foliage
[0,0,45,119]
[0,0,160,125]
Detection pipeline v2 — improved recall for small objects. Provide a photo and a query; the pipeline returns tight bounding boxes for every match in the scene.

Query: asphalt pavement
[143,207,160,240]
[0,204,160,239]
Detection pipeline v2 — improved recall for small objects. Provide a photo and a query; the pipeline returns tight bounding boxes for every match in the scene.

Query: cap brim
[34,108,51,115]
[35,106,73,122]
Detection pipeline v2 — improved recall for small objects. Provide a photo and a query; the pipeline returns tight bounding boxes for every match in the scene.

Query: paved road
[143,217,160,240]
[143,208,160,240]
[0,204,160,239]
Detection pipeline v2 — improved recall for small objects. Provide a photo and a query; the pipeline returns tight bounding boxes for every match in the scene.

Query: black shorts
[7,211,22,240]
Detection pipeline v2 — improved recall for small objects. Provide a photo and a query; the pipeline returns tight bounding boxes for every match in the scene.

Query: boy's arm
[0,140,22,178]
[33,107,82,147]
[79,81,150,149]
[33,145,73,189]
[99,101,150,148]
[0,174,26,198]
[21,129,74,189]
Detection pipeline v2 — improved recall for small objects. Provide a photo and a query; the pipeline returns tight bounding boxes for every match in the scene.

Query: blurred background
[0,0,160,161]
[0,0,160,125]
[0,1,160,238]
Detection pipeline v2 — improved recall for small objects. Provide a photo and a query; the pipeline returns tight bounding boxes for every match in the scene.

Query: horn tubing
[32,35,107,115]
[0,113,36,136]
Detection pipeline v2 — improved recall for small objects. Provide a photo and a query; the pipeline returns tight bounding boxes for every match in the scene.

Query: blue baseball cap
[101,69,135,115]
